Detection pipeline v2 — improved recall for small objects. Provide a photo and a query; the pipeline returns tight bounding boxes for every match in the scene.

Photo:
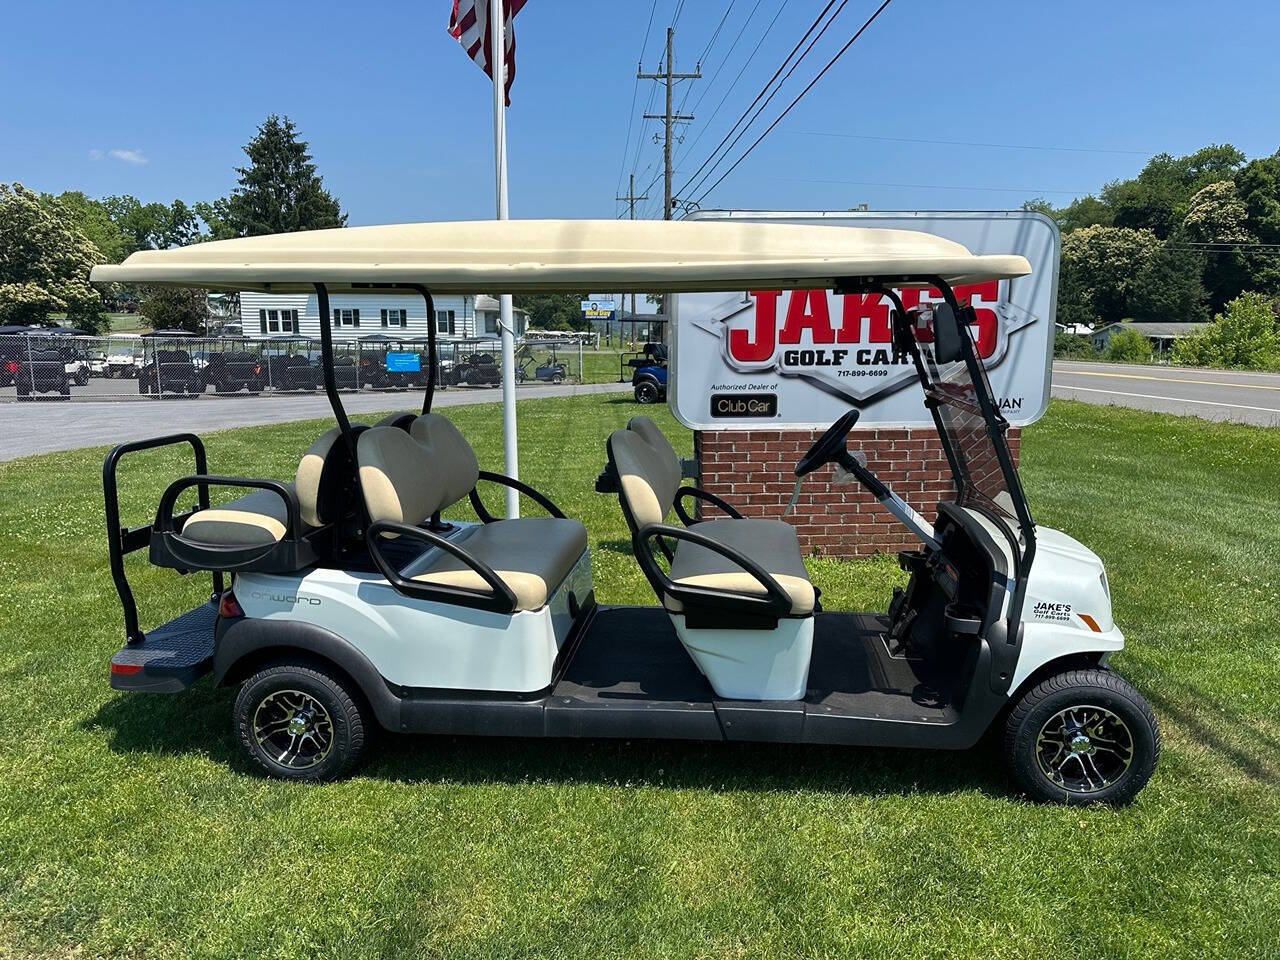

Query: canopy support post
[314,283,356,459]
[408,284,437,414]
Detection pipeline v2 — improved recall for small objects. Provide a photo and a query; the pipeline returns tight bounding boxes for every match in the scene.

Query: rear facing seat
[179,426,352,547]
[358,415,588,612]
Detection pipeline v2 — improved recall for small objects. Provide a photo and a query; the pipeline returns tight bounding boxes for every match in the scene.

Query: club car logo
[693,281,1038,406]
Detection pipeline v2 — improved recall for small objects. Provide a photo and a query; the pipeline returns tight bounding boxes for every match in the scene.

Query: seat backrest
[409,413,480,507]
[627,416,681,481]
[608,425,681,531]
[294,426,360,528]
[357,414,480,525]
[358,427,444,525]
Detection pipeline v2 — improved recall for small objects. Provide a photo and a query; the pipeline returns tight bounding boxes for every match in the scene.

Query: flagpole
[490,0,520,519]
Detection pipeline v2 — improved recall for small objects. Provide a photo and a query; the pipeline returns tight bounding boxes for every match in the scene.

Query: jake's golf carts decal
[671,210,1059,430]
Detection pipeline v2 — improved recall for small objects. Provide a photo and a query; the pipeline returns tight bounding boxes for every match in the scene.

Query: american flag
[448,0,527,105]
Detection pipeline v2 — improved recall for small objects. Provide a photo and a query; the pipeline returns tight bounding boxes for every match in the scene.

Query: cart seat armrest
[469,470,567,521]
[365,520,519,613]
[673,486,743,526]
[639,522,792,616]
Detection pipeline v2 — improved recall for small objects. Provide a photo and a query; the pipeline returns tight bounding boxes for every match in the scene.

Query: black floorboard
[805,612,957,722]
[555,606,714,705]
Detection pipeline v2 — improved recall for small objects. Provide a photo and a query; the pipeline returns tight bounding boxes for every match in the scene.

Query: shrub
[1054,331,1097,359]
[1172,291,1280,370]
[1103,327,1153,363]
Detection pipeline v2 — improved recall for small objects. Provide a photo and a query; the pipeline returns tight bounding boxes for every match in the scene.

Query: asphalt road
[0,380,631,461]
[1052,361,1280,427]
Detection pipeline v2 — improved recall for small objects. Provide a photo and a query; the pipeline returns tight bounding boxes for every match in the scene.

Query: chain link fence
[0,333,596,402]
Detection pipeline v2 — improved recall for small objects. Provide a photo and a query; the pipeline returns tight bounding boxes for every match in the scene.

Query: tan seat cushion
[665,518,815,616]
[181,487,294,546]
[410,517,588,611]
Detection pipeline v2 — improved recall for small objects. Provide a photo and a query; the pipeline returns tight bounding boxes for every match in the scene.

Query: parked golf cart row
[2,328,572,400]
[0,326,98,399]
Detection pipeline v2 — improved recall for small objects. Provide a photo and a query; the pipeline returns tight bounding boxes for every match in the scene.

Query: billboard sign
[669,210,1059,430]
[581,299,616,321]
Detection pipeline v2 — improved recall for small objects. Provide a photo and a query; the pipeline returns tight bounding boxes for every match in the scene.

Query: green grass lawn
[0,397,1277,959]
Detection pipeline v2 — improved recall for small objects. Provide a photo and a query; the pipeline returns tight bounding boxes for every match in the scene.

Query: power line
[698,2,734,65]
[678,0,846,203]
[631,2,771,217]
[616,0,663,201]
[675,0,784,169]
[689,0,898,208]
[790,130,1155,156]
[772,176,1097,195]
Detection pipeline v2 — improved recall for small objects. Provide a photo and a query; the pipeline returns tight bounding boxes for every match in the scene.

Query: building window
[483,312,498,334]
[381,308,407,328]
[261,308,298,334]
[435,309,456,335]
[332,308,360,328]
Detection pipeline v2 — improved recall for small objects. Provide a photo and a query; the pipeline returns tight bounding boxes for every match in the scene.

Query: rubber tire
[234,662,367,782]
[634,380,659,404]
[1004,667,1159,806]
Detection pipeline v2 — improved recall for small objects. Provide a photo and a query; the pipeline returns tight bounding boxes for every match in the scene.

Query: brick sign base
[694,427,1022,557]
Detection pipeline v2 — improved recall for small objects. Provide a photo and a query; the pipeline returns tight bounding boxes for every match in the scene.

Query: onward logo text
[248,591,322,606]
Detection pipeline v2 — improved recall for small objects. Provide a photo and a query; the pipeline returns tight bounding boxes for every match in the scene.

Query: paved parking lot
[0,380,630,460]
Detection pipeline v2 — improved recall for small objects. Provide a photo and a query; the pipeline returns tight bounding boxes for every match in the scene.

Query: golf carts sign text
[672,211,1058,430]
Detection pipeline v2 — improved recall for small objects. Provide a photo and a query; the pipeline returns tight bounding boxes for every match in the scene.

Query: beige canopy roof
[90,219,1032,294]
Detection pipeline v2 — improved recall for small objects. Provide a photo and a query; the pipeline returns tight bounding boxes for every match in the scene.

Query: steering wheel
[794,409,861,477]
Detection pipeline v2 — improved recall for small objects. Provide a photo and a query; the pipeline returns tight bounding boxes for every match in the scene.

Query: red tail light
[2,361,17,374]
[110,662,143,676]
[218,590,244,618]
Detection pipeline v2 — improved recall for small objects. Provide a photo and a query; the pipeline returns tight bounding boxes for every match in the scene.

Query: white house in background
[474,295,528,337]
[238,291,528,342]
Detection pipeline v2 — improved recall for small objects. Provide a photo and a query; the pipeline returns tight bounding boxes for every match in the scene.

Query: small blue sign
[385,351,421,373]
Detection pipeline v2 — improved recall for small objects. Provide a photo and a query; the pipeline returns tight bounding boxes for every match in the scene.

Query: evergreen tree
[223,115,346,237]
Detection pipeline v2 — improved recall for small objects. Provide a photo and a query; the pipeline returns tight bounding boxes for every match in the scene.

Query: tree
[221,115,346,236]
[1103,326,1153,363]
[1172,291,1280,370]
[193,197,238,241]
[514,293,586,331]
[138,286,210,334]
[1181,179,1257,308]
[48,191,127,263]
[101,196,200,254]
[1055,194,1114,233]
[1103,145,1244,238]
[1058,225,1160,327]
[0,182,105,331]
[1128,246,1208,323]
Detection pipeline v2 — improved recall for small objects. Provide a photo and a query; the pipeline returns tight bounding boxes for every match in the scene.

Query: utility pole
[639,27,699,220]
[616,172,648,334]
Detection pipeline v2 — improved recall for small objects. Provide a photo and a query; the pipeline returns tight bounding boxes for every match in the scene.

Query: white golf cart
[93,220,1158,804]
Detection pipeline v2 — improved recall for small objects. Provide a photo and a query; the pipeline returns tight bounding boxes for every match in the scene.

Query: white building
[239,292,528,342]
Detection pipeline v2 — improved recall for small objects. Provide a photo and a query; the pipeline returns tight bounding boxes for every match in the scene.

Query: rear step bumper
[110,602,217,692]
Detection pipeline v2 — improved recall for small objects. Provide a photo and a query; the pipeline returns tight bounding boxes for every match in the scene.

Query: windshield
[907,302,1031,546]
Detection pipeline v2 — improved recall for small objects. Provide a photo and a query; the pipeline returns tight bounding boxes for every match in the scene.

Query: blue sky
[4,0,1279,225]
